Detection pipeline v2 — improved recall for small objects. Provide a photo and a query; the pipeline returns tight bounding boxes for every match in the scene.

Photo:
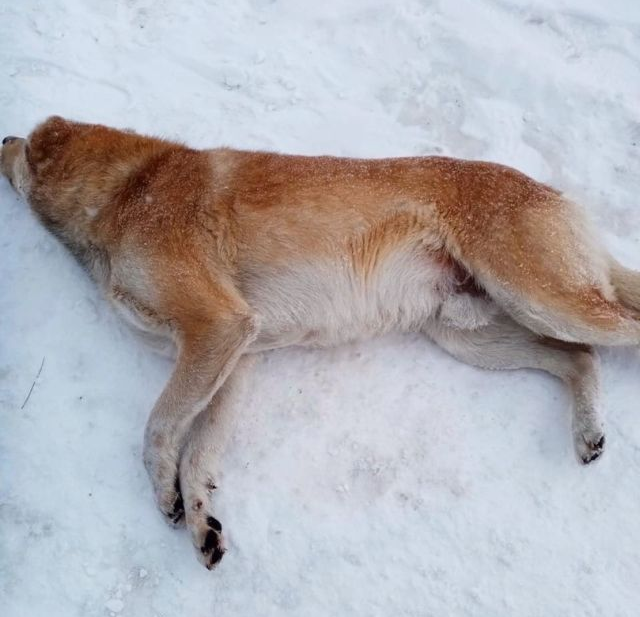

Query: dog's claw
[194,514,226,569]
[578,432,606,465]
[159,476,185,527]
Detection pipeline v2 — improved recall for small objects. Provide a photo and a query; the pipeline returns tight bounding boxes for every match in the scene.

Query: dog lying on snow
[2,116,640,569]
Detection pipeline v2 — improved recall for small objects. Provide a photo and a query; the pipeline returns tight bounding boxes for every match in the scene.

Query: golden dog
[2,116,639,569]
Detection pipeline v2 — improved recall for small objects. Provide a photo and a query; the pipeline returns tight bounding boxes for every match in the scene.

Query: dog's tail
[437,163,640,346]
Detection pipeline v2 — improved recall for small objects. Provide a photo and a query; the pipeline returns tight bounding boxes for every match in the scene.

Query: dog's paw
[189,513,226,570]
[575,429,606,465]
[157,477,185,527]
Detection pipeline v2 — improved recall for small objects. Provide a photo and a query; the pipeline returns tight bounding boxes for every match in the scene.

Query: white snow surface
[2,1,640,616]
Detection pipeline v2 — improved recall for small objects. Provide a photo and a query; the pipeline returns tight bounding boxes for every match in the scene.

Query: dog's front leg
[142,298,258,528]
[177,355,255,569]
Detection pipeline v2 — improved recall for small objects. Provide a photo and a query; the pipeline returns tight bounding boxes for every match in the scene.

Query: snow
[1,1,640,615]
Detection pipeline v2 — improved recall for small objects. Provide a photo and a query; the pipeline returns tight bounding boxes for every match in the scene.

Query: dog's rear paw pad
[200,516,226,570]
[578,432,606,464]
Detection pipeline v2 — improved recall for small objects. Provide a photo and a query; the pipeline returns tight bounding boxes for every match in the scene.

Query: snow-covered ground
[2,0,640,615]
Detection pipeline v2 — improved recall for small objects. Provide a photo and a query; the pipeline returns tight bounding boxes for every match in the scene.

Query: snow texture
[1,1,640,616]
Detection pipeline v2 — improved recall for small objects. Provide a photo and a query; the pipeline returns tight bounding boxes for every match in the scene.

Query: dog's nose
[2,136,19,145]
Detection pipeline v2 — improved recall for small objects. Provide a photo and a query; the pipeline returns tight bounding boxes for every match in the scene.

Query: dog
[2,116,639,569]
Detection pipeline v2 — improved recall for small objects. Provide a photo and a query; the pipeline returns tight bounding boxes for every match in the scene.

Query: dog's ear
[27,116,74,170]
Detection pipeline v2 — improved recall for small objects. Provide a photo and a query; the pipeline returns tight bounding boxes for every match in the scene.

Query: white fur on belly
[244,245,485,351]
[108,245,497,356]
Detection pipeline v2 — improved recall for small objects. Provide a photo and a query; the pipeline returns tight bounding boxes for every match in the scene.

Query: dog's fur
[3,116,640,569]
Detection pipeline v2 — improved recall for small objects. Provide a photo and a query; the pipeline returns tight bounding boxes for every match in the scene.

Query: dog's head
[1,116,93,234]
[1,115,81,189]
[1,116,197,274]
[1,116,169,244]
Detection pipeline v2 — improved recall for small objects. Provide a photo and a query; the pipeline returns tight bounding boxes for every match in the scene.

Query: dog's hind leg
[485,283,640,347]
[611,261,640,314]
[178,355,255,570]
[440,185,640,346]
[426,314,604,463]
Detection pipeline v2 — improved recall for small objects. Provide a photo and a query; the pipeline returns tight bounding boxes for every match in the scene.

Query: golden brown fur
[2,116,639,569]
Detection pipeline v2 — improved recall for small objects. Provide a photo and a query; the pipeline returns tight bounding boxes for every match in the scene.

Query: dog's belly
[109,244,494,357]
[244,249,450,352]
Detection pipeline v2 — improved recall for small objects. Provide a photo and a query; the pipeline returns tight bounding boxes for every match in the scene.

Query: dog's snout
[2,136,19,145]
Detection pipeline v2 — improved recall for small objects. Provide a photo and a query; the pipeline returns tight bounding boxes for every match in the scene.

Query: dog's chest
[244,247,450,351]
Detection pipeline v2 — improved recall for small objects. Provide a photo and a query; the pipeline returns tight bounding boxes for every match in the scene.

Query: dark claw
[210,547,225,567]
[202,529,219,553]
[207,516,222,532]
[164,477,184,524]
[579,432,605,465]
[582,450,602,464]
[172,492,184,514]
[200,517,226,568]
